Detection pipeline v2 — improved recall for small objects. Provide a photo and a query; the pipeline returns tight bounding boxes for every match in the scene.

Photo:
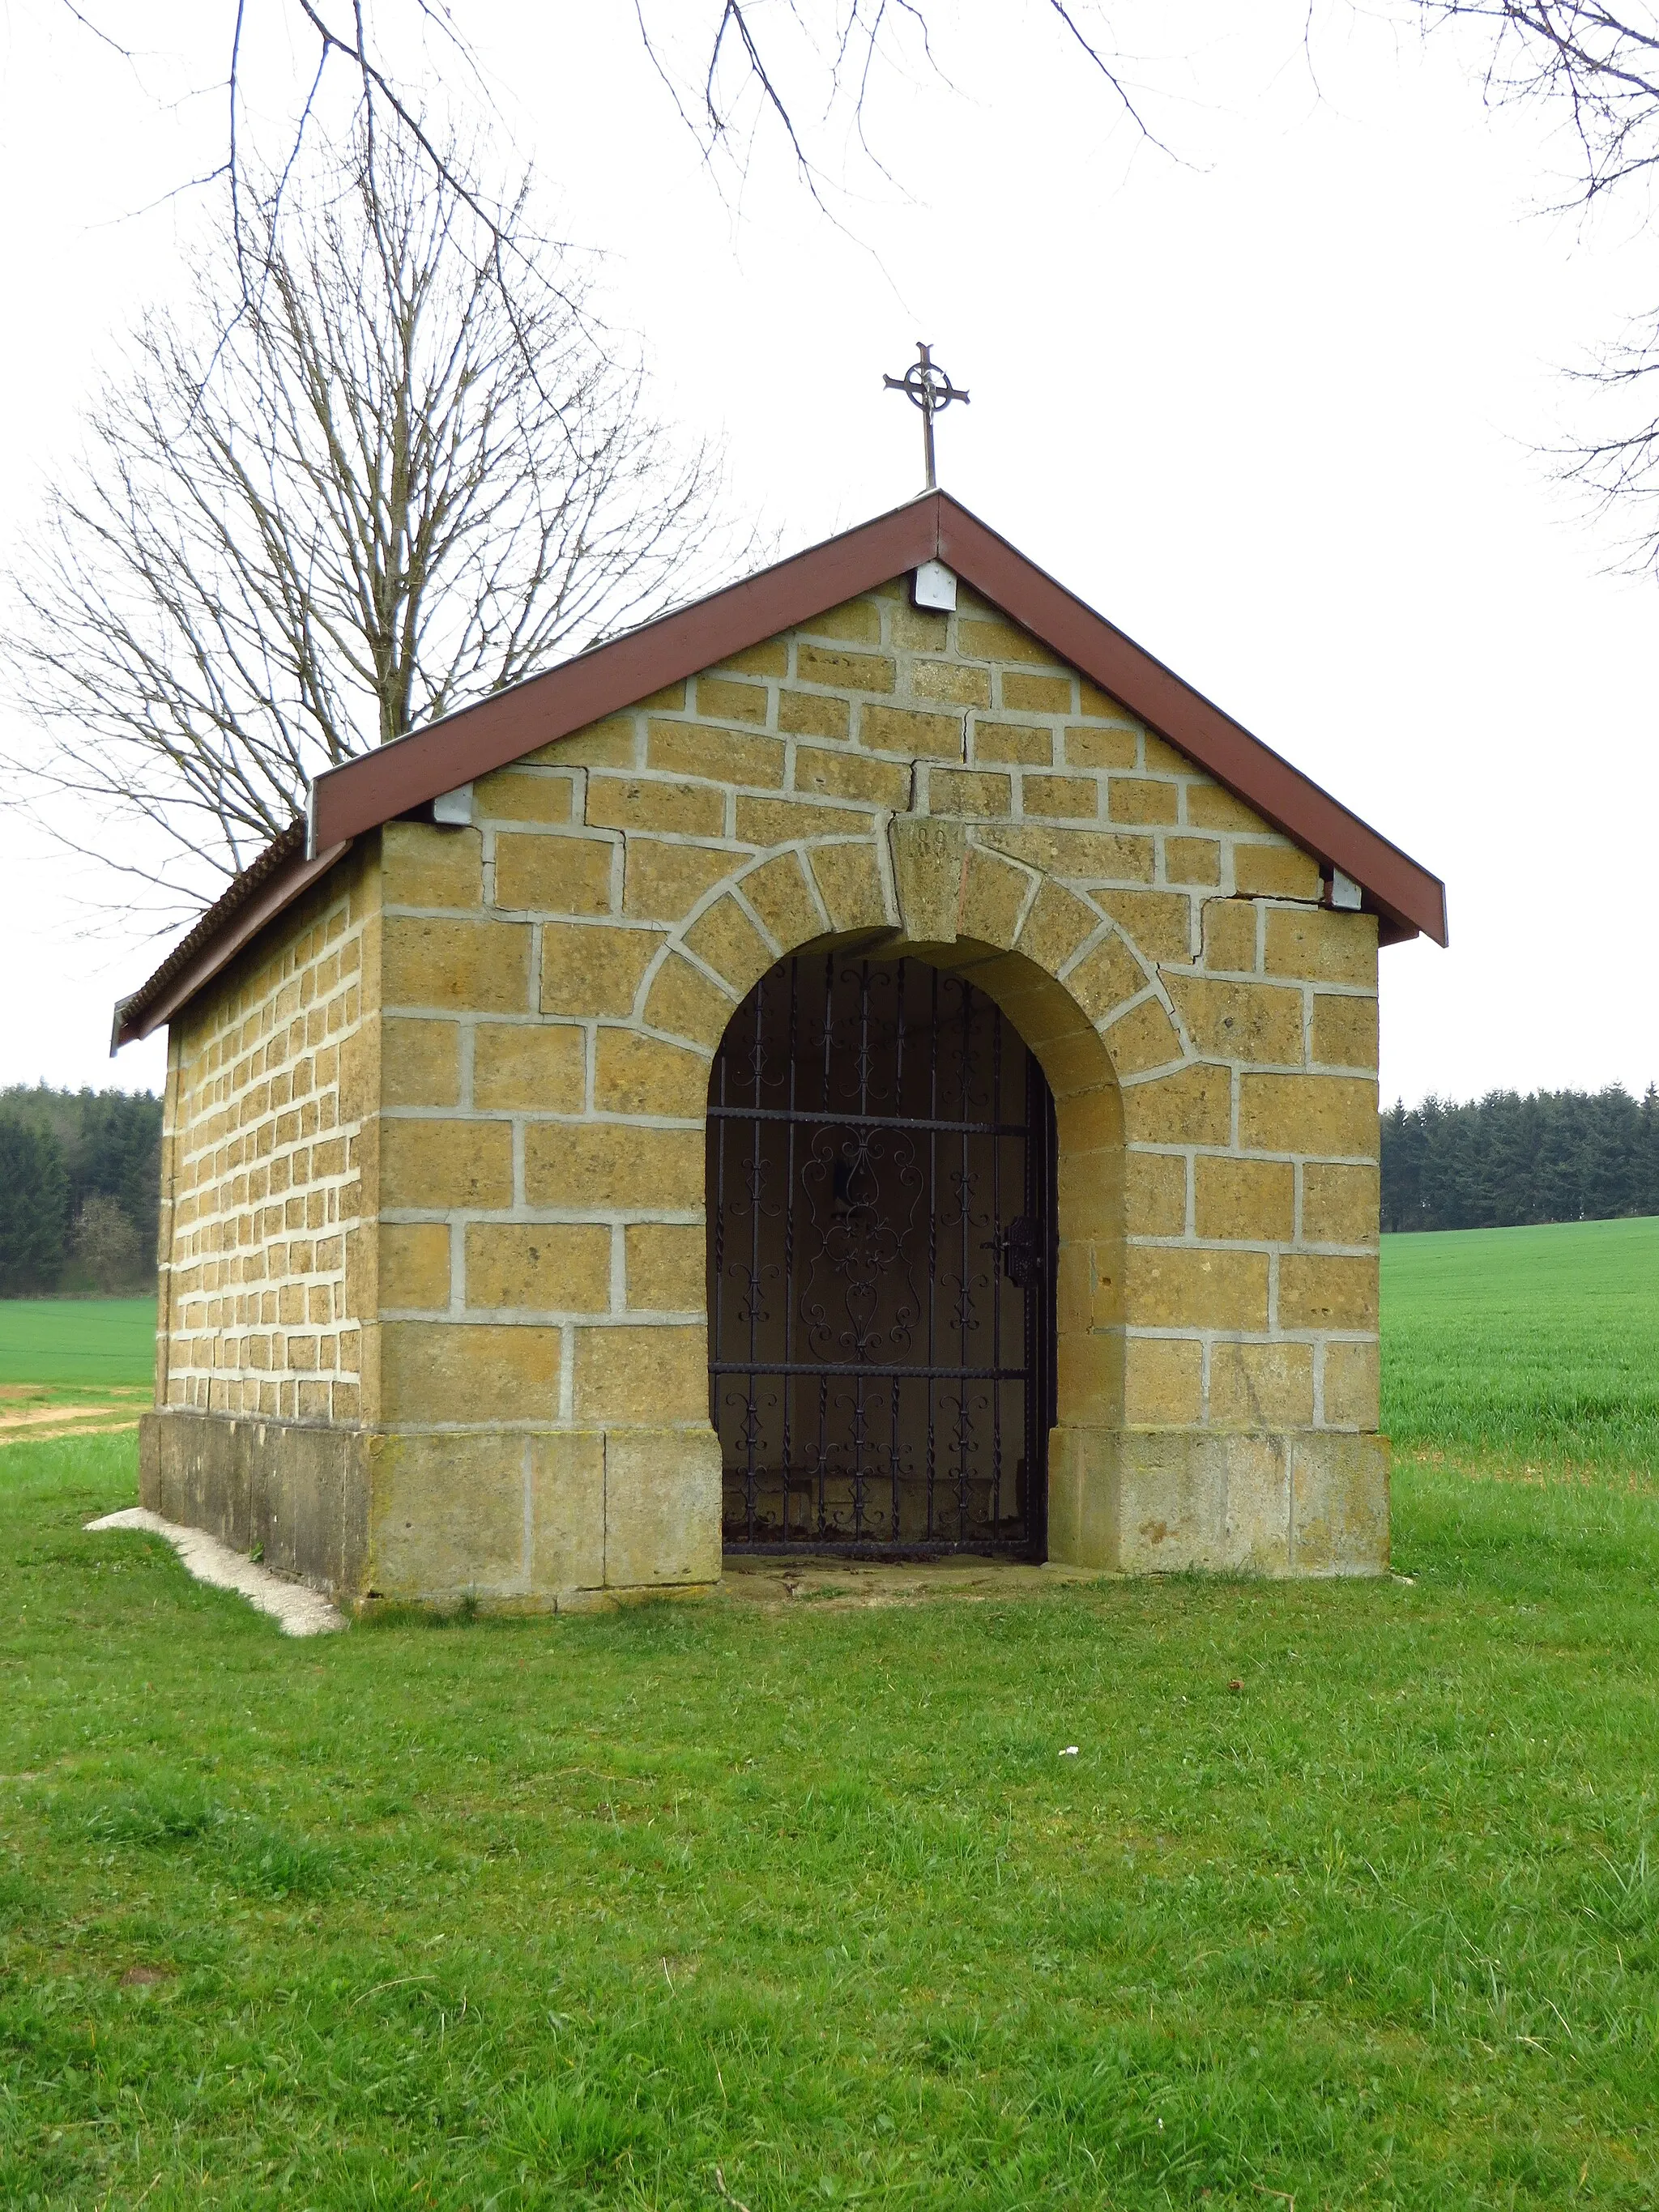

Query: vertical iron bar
[743,965,766,1544]
[781,960,799,1542]
[991,1002,1004,1536]
[957,978,972,1542]
[925,963,940,1540]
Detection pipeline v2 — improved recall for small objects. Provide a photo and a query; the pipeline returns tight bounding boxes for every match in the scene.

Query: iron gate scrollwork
[707,955,1057,1555]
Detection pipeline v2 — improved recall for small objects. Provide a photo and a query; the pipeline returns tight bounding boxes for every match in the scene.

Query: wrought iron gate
[708,954,1056,1556]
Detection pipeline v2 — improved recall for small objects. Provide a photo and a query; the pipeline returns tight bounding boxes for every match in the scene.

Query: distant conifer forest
[0,1080,1655,1295]
[0,1086,162,1296]
[1380,1087,1659,1233]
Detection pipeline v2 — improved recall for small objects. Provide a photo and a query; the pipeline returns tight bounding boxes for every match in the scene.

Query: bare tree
[3,118,744,916]
[1405,2,1659,564]
[59,1,1170,249]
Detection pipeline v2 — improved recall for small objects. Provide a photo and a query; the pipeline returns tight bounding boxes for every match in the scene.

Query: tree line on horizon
[1380,1085,1659,1234]
[0,1079,1654,1295]
[0,1086,162,1297]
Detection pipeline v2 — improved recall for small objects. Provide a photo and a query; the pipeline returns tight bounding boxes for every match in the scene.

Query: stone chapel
[113,492,1447,1609]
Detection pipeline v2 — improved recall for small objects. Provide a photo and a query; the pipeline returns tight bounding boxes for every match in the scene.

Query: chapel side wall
[370,571,1383,1603]
[139,845,382,1590]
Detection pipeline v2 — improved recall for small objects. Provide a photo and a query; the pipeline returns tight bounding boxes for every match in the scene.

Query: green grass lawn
[2,1434,1657,2208]
[3,1230,1657,2206]
[0,1298,156,1390]
[1382,1216,1659,1477]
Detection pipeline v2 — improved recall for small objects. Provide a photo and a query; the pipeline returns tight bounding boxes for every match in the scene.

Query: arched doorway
[707,951,1057,1557]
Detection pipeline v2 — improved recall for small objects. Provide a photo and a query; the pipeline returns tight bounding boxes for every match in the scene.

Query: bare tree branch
[2,118,756,919]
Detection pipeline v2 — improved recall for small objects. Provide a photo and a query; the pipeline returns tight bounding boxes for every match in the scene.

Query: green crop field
[1381,1216,1659,1478]
[0,1298,156,1390]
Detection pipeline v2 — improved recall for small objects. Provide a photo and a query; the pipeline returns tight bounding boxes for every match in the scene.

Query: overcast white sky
[1,1,1654,1107]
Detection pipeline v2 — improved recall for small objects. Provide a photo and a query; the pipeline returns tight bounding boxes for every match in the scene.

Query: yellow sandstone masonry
[147,565,1391,1604]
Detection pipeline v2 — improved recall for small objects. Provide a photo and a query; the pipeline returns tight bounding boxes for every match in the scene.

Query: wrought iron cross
[883,342,969,489]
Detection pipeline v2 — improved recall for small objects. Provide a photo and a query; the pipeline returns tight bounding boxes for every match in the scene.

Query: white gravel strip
[85,1508,347,1636]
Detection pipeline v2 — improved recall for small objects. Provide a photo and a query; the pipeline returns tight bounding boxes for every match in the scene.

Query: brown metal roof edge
[308,487,1446,946]
[932,503,1448,946]
[307,492,944,856]
[112,824,352,1051]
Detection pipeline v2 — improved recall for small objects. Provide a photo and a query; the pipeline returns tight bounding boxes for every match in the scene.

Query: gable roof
[113,489,1446,1050]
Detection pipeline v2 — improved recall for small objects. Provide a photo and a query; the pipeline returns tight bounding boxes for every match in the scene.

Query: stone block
[1023,774,1100,820]
[789,748,905,813]
[1099,995,1184,1077]
[603,1426,723,1588]
[1113,1430,1291,1574]
[465,1222,612,1311]
[983,825,1154,885]
[586,775,726,838]
[1124,1149,1187,1236]
[382,821,483,909]
[622,841,735,922]
[800,595,882,644]
[1265,907,1379,987]
[625,1222,707,1311]
[1302,1162,1380,1246]
[644,954,738,1050]
[573,1323,708,1424]
[1064,931,1146,1025]
[1002,671,1073,714]
[1164,975,1303,1066]
[715,638,790,677]
[378,1322,561,1423]
[1202,899,1258,974]
[957,615,1052,664]
[493,834,616,918]
[683,895,775,997]
[645,722,786,791]
[929,768,1013,818]
[808,842,891,931]
[525,1123,704,1209]
[1184,782,1266,833]
[1064,723,1138,770]
[798,644,895,693]
[778,689,851,740]
[1209,1340,1315,1428]
[1017,879,1099,978]
[891,602,949,650]
[859,701,963,759]
[1277,1254,1379,1330]
[1234,843,1323,901]
[382,1017,460,1108]
[381,1222,451,1311]
[1124,1336,1205,1425]
[693,676,770,725]
[1323,1339,1380,1429]
[383,916,533,1014]
[369,1430,526,1596]
[531,713,638,767]
[1165,837,1222,887]
[971,720,1052,765]
[889,816,966,941]
[736,796,871,844]
[1121,1062,1232,1145]
[1238,1075,1376,1158]
[1290,1432,1388,1573]
[541,923,663,1018]
[531,1430,606,1592]
[1194,1156,1295,1242]
[1310,992,1379,1072]
[957,846,1030,948]
[380,1119,513,1210]
[1108,778,1179,826]
[1094,889,1192,965]
[911,660,992,709]
[594,1029,710,1117]
[473,768,574,824]
[473,1022,586,1112]
[1127,1245,1270,1332]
